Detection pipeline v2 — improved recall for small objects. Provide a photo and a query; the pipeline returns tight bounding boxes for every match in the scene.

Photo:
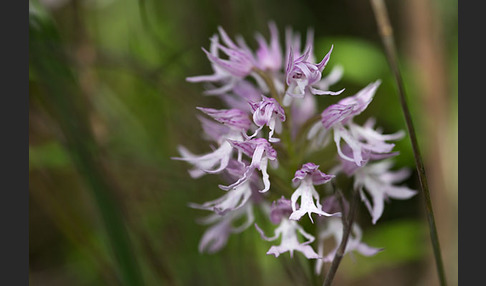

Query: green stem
[253,68,297,168]
[322,188,359,286]
[252,68,282,104]
[369,1,447,285]
[307,252,319,286]
[254,68,321,285]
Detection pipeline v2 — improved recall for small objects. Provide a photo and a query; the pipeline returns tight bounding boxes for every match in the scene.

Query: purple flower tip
[197,107,251,131]
[292,162,335,186]
[321,195,349,215]
[270,197,293,224]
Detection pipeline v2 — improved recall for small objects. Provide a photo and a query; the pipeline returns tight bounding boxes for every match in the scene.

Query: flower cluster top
[173,22,416,271]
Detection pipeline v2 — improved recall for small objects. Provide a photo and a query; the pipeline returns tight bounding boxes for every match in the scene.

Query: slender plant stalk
[253,68,282,103]
[369,0,447,285]
[308,258,319,286]
[322,189,359,286]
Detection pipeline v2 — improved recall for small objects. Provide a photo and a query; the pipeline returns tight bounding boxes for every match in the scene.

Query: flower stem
[369,0,447,285]
[322,188,359,286]
[253,68,297,167]
[307,255,320,286]
[252,68,282,103]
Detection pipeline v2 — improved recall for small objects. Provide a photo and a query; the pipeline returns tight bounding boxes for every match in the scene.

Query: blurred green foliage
[29,141,71,169]
[341,220,427,279]
[29,0,457,285]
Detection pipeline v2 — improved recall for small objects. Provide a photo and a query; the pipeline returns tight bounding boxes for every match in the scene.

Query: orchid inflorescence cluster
[173,22,417,274]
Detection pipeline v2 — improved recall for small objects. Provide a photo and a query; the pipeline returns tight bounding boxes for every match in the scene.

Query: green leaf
[315,37,388,85]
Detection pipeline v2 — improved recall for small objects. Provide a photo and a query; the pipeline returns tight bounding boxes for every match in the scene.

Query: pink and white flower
[354,160,417,224]
[289,163,338,222]
[220,138,277,193]
[198,202,255,253]
[284,45,344,105]
[255,21,283,72]
[255,198,321,259]
[316,81,404,166]
[187,27,256,95]
[173,108,251,178]
[248,96,286,142]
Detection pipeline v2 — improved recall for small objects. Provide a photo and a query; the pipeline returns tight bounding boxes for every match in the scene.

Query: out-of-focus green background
[29,0,457,285]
